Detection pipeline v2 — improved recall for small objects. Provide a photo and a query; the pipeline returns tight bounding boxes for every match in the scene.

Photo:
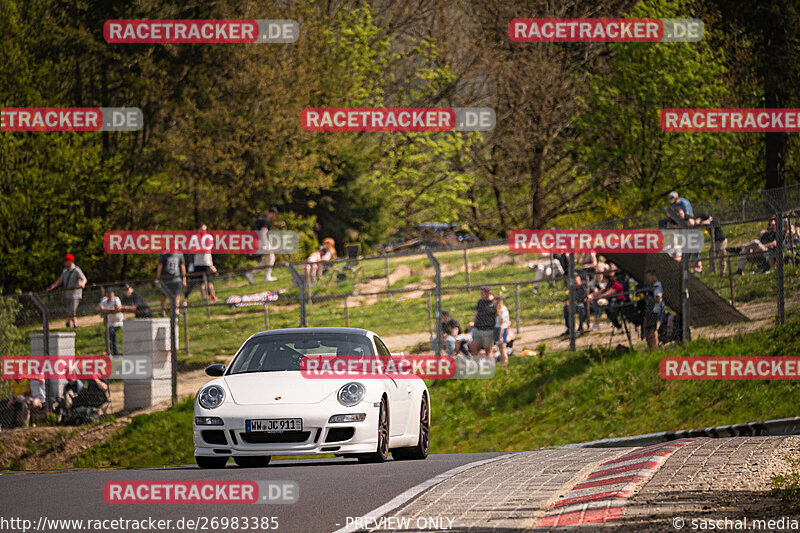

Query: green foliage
[75,396,194,468]
[574,0,758,214]
[772,451,800,512]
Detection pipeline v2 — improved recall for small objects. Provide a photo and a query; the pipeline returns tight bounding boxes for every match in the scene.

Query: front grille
[240,431,310,444]
[325,427,355,443]
[201,430,228,445]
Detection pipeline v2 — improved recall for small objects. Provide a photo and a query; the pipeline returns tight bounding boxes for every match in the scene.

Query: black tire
[392,394,430,461]
[195,455,228,469]
[357,399,389,463]
[233,456,271,468]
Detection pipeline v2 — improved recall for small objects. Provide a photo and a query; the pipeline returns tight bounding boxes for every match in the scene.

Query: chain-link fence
[2,186,799,435]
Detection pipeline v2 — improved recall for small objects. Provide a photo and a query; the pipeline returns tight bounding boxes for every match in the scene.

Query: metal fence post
[727,255,735,305]
[183,306,189,358]
[426,249,442,355]
[568,253,576,352]
[287,264,306,327]
[103,314,110,356]
[464,248,471,292]
[514,284,520,335]
[385,256,391,292]
[776,215,785,325]
[202,273,210,318]
[344,294,350,328]
[681,254,691,343]
[264,304,270,330]
[426,290,434,344]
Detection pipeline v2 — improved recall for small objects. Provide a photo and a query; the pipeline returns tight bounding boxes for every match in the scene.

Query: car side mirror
[205,363,225,377]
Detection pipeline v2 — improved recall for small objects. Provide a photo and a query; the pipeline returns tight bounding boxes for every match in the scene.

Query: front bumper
[193,400,379,457]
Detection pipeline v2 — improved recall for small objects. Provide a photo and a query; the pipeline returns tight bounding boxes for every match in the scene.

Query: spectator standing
[493,297,510,364]
[187,224,219,302]
[470,286,496,355]
[247,207,279,284]
[561,274,588,337]
[46,253,87,328]
[735,219,778,275]
[157,253,186,315]
[120,284,153,318]
[97,288,123,355]
[643,270,665,350]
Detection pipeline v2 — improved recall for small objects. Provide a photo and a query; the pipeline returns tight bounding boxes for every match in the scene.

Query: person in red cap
[46,253,87,328]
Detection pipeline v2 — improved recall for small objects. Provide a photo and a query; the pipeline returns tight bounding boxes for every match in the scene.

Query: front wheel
[392,394,430,461]
[196,455,229,469]
[357,400,389,463]
[233,456,271,468]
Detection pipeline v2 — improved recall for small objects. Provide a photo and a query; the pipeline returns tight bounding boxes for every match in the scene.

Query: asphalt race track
[0,453,503,533]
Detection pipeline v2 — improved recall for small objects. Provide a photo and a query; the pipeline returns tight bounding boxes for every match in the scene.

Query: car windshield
[226,332,375,374]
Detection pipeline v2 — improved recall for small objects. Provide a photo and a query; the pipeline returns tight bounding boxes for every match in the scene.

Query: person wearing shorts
[643,270,664,350]
[157,253,186,314]
[46,253,87,328]
[186,224,218,302]
[470,286,496,355]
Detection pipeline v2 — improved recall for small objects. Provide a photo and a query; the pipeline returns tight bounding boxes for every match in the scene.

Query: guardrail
[563,416,800,448]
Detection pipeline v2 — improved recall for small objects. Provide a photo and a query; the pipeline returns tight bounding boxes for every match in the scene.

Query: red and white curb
[537,439,703,527]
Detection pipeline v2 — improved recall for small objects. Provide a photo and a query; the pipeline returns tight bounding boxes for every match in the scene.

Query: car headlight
[198,385,225,409]
[337,382,365,407]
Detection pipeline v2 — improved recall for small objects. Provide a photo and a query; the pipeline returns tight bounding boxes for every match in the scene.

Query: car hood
[223,372,352,405]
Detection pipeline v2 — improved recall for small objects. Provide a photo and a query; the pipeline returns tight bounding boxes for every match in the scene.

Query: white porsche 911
[193,327,430,468]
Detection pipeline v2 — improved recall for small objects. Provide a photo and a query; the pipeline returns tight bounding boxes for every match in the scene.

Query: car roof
[250,327,374,339]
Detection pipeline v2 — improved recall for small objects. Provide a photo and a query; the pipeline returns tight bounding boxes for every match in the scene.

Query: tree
[574,0,757,213]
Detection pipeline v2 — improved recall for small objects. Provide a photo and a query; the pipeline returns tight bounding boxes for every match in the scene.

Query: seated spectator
[560,274,587,337]
[52,378,84,420]
[440,310,470,357]
[28,377,46,423]
[530,254,565,292]
[73,377,109,409]
[696,214,727,274]
[470,286,496,355]
[735,219,778,275]
[120,284,153,318]
[97,288,123,356]
[587,271,625,331]
[304,238,337,286]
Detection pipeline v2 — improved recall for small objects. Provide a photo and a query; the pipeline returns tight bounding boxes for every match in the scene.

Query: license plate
[245,418,303,433]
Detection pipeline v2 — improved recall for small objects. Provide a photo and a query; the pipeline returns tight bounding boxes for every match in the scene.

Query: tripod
[607,302,634,349]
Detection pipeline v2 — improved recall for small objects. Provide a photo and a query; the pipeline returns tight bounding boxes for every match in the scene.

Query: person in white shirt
[192,224,219,302]
[97,288,124,355]
[493,297,510,364]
